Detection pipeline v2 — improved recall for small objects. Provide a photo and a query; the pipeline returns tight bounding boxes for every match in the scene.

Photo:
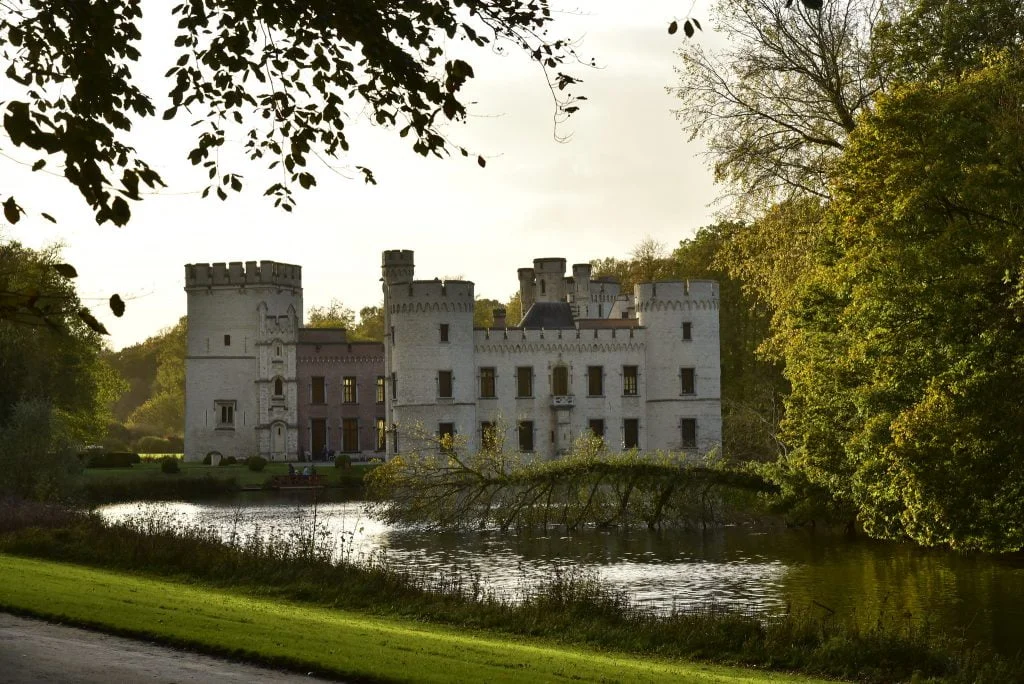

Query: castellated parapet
[185,261,301,289]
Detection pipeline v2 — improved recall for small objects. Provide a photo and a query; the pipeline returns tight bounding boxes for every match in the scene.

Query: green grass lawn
[0,554,824,683]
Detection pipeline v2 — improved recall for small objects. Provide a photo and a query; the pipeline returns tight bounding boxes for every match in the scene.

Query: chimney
[492,308,507,329]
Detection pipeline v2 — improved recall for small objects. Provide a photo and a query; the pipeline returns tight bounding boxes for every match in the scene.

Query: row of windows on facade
[434,418,700,452]
[429,366,698,399]
[215,403,388,453]
[394,322,695,345]
[282,376,388,404]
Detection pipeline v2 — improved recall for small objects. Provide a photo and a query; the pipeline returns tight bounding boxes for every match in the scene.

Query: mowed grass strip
[0,554,823,684]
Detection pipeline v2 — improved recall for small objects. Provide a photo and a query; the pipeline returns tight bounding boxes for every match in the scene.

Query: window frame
[517,420,534,452]
[682,321,692,341]
[438,422,456,453]
[439,323,449,342]
[342,376,357,404]
[438,370,454,399]
[516,366,533,398]
[622,365,638,396]
[342,417,359,453]
[623,418,639,449]
[681,418,697,449]
[479,367,496,398]
[376,376,386,404]
[587,365,603,396]
[680,368,696,395]
[552,365,569,396]
[215,400,236,430]
[311,376,326,404]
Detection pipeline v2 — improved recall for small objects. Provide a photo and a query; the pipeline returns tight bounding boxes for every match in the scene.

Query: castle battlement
[185,261,302,289]
[474,326,643,343]
[634,280,718,307]
[389,279,475,303]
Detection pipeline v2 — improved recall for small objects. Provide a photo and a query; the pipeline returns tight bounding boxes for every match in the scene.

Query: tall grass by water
[0,499,1018,683]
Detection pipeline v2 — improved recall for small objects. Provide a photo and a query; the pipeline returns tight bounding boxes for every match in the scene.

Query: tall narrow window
[682,322,692,341]
[224,334,231,346]
[342,418,359,452]
[481,422,499,451]
[438,370,453,398]
[311,377,326,404]
[552,365,569,395]
[587,366,603,396]
[438,422,455,453]
[375,418,387,451]
[680,368,696,395]
[622,366,638,396]
[479,367,496,398]
[681,419,697,448]
[439,323,449,342]
[273,377,284,397]
[343,376,357,403]
[518,421,534,452]
[516,367,533,398]
[623,418,639,449]
[376,376,386,404]
[589,419,605,440]
[391,372,397,400]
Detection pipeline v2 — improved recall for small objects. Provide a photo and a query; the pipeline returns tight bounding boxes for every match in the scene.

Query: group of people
[287,463,317,479]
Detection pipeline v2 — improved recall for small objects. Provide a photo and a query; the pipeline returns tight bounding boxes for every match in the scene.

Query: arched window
[273,377,284,396]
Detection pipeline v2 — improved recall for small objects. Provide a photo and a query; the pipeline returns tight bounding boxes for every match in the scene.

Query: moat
[99,496,1024,659]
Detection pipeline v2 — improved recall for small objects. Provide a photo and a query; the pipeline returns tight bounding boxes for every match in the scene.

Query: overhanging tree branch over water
[367,434,777,531]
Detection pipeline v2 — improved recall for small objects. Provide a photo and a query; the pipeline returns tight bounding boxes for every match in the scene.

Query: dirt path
[0,612,335,683]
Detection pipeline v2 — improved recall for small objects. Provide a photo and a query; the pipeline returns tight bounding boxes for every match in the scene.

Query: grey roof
[520,302,575,329]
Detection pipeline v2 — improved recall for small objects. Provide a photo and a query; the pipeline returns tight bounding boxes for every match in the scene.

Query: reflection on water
[98,494,1024,657]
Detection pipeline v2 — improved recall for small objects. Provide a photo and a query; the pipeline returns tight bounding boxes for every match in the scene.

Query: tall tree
[127,317,186,437]
[672,0,885,210]
[351,305,385,342]
[776,53,1024,551]
[306,299,356,329]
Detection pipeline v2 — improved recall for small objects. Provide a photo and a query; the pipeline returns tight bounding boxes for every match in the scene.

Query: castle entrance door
[311,419,327,460]
[271,422,286,458]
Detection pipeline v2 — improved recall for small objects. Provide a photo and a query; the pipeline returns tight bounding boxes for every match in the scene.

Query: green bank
[0,554,817,684]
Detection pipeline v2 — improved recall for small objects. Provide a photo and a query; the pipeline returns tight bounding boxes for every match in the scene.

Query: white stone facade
[183,261,302,462]
[382,251,722,460]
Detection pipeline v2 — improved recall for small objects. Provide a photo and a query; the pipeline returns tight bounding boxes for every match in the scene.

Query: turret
[533,258,567,303]
[517,267,536,321]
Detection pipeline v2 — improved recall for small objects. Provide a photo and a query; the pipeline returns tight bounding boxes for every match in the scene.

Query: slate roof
[520,302,575,329]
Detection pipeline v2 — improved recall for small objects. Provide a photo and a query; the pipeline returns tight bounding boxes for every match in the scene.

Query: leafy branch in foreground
[367,432,776,531]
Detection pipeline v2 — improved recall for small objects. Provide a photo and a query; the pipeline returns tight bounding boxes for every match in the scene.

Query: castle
[183,251,722,462]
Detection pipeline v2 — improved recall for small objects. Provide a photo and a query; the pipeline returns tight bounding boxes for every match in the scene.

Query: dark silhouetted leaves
[3,197,22,224]
[684,20,694,38]
[668,20,678,34]
[78,308,109,335]
[801,0,823,9]
[109,294,126,317]
[477,155,486,168]
[52,264,78,279]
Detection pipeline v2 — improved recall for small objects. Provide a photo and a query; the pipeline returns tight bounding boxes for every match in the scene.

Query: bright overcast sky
[3,0,723,350]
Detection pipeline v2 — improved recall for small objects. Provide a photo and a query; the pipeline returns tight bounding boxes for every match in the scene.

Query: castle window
[438,370,453,398]
[273,378,284,397]
[587,366,603,396]
[518,421,534,452]
[623,366,638,396]
[681,419,697,448]
[552,365,569,396]
[439,323,449,342]
[682,322,692,341]
[376,376,386,404]
[438,422,455,453]
[680,368,696,395]
[481,422,499,451]
[390,326,395,344]
[375,418,387,451]
[540,279,546,294]
[479,367,496,398]
[623,418,639,449]
[215,401,236,429]
[276,345,282,356]
[589,419,605,441]
[224,334,231,346]
[343,376,357,403]
[391,372,397,400]
[311,377,326,404]
[342,418,359,452]
[516,367,533,398]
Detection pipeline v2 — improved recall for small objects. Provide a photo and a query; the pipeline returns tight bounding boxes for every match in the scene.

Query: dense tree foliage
[774,54,1024,551]
[0,243,123,498]
[307,300,384,341]
[126,317,186,437]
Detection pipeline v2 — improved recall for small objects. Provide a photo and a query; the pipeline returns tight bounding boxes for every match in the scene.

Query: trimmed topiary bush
[220,456,238,466]
[81,451,141,468]
[247,456,267,472]
[160,457,180,474]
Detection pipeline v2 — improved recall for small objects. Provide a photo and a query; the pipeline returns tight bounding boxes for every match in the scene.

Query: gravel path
[0,612,335,683]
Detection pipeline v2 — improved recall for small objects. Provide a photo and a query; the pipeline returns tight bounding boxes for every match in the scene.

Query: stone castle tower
[183,261,303,461]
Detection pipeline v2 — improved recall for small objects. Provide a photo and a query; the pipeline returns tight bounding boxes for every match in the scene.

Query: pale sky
[3,0,722,350]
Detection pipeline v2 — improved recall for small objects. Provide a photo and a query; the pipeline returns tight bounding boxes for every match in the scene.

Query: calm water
[98,494,1024,658]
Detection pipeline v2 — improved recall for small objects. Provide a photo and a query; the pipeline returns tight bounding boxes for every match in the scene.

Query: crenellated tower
[184,260,302,462]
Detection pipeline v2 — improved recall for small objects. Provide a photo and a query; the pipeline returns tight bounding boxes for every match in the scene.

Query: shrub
[136,436,173,454]
[247,456,267,472]
[203,451,222,466]
[334,454,352,469]
[160,457,180,474]
[82,452,141,468]
[220,456,237,466]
